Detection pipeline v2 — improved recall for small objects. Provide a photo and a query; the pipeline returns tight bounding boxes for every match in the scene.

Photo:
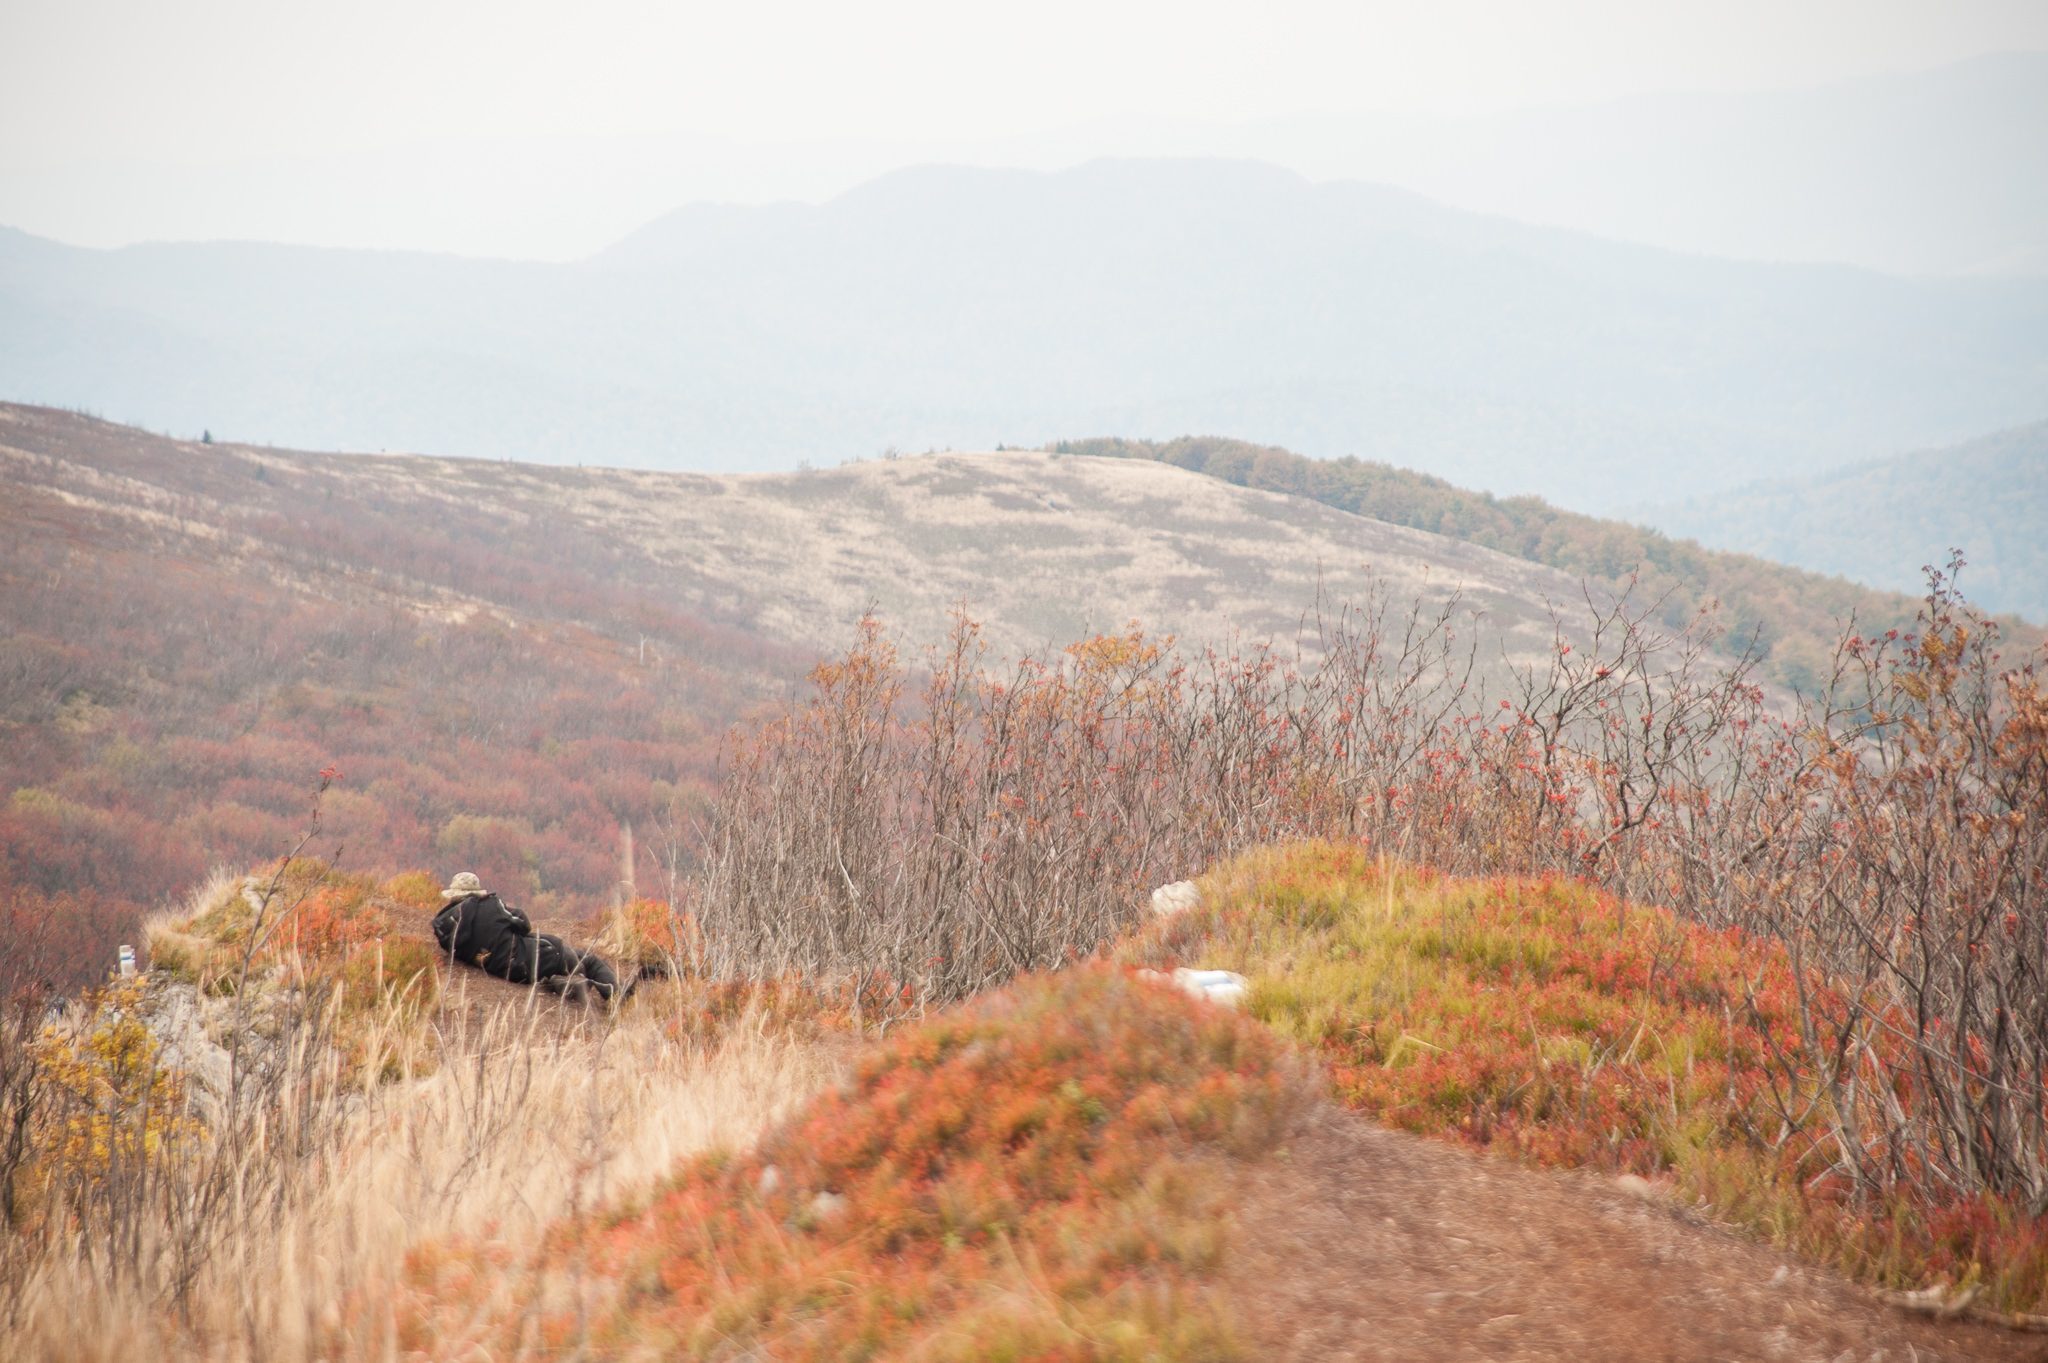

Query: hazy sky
[3,0,2046,257]
[11,0,2048,158]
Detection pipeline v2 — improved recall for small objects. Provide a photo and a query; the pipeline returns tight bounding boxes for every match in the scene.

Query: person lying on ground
[431,872,624,1002]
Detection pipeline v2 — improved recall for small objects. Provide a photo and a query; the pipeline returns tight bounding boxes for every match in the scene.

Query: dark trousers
[494,933,620,999]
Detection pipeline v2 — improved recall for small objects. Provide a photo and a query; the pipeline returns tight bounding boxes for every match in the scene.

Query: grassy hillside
[7,396,2038,989]
[8,398,1803,991]
[1052,433,2046,691]
[1629,420,2048,624]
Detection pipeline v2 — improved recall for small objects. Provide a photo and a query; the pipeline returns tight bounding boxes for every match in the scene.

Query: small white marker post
[118,945,137,977]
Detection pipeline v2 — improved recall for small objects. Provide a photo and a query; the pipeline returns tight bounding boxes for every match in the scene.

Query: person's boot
[578,953,622,1003]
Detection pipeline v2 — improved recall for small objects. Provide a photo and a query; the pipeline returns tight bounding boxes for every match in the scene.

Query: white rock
[1150,881,1203,919]
[809,1191,848,1221]
[1170,968,1248,1009]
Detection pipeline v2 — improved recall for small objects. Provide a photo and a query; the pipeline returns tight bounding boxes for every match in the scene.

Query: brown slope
[503,447,1609,670]
[1058,433,2048,692]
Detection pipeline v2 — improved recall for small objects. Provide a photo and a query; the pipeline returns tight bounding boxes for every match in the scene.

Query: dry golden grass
[2,979,841,1362]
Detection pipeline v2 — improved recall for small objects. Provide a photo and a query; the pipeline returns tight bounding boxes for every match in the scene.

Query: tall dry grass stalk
[1,974,838,1362]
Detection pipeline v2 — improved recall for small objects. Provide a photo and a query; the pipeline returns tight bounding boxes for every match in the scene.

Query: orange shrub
[334,936,441,1017]
[611,894,698,968]
[399,965,1305,1359]
[332,935,442,1081]
[281,882,383,962]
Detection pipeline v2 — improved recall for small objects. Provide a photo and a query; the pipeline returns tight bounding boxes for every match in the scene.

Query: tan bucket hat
[442,871,486,899]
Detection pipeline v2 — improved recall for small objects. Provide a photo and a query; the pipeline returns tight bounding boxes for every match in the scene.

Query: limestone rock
[1150,880,1203,919]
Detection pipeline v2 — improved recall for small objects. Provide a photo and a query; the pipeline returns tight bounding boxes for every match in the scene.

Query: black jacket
[431,892,624,998]
[431,892,539,982]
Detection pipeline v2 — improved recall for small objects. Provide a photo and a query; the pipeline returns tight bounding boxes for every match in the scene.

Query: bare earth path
[1233,1106,2047,1363]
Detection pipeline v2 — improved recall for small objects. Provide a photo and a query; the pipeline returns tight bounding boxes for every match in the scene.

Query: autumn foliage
[6,406,2048,1348]
[0,407,803,988]
[696,573,1766,1010]
[1124,843,2048,1318]
[688,559,2047,1314]
[401,966,1301,1360]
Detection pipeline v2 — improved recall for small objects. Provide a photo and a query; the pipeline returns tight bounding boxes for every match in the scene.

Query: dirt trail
[1232,1105,2044,1362]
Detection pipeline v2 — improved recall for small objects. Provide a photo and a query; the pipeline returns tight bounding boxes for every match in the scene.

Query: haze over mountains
[6,52,2043,276]
[1224,51,2048,279]
[10,17,2048,1348]
[5,158,2046,516]
[1629,420,2048,622]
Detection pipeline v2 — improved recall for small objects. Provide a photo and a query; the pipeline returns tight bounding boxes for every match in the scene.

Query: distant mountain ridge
[3,52,2042,275]
[1626,422,2048,623]
[5,158,2046,514]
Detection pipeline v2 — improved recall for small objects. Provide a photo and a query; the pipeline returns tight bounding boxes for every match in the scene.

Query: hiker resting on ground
[431,872,623,1002]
